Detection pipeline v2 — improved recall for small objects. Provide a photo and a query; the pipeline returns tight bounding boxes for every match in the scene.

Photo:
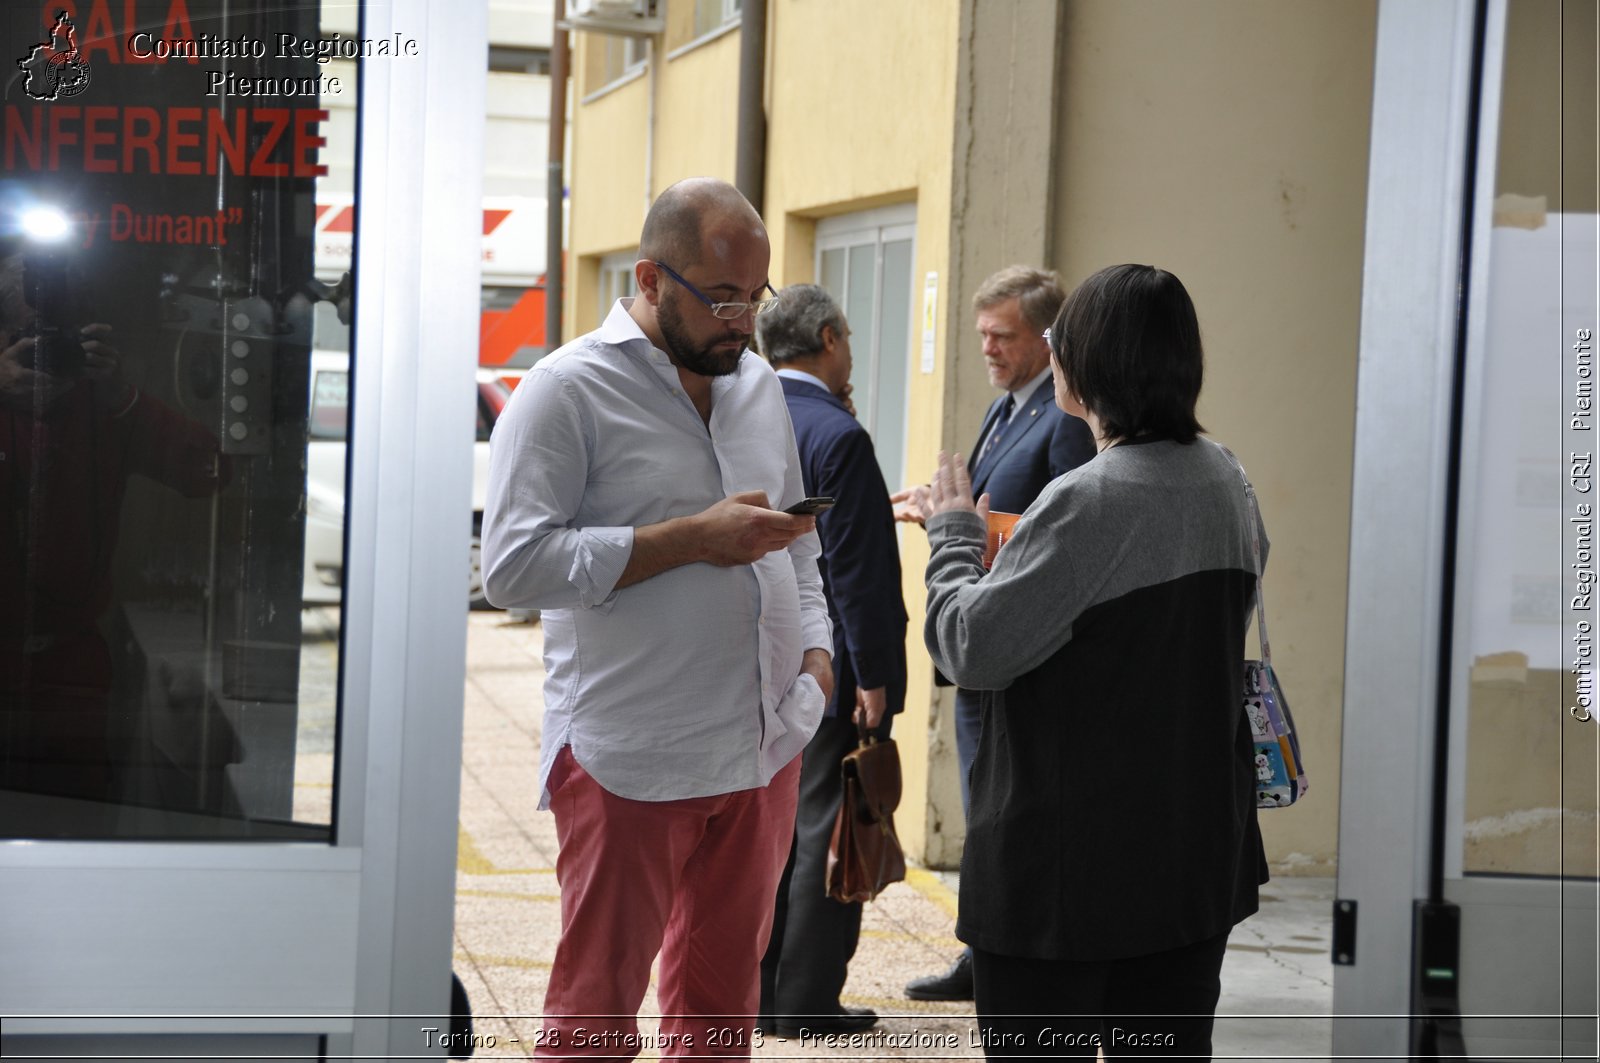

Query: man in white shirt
[482,178,834,1059]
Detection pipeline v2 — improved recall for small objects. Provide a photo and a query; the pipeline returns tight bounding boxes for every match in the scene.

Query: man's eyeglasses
[654,261,777,320]
[1043,327,1062,357]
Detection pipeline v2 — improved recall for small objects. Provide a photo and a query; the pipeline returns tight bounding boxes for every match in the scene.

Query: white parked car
[302,350,511,608]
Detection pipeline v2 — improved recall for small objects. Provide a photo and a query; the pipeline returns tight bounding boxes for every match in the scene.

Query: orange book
[983,511,1022,569]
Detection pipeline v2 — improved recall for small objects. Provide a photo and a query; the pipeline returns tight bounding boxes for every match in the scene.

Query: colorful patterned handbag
[1246,659,1305,808]
[1221,445,1309,809]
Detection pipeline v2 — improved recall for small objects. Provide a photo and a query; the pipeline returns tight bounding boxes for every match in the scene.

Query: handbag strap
[1215,443,1272,668]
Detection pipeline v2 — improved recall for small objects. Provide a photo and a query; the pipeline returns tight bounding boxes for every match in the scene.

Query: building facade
[563,0,1374,874]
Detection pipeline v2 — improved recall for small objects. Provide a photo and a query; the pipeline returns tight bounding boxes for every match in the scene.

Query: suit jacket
[968,382,1097,514]
[780,376,908,718]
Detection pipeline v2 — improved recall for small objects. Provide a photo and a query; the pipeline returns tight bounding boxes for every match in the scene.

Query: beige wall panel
[778,214,817,288]
[1497,0,1598,212]
[942,0,1067,460]
[1464,661,1599,877]
[1053,0,1378,873]
[764,1,955,221]
[763,0,962,861]
[912,0,1069,867]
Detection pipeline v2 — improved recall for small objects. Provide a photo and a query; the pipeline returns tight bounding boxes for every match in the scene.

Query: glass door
[1,0,353,843]
[0,0,484,1056]
[1444,1,1597,1055]
[816,205,915,489]
[1336,0,1599,1056]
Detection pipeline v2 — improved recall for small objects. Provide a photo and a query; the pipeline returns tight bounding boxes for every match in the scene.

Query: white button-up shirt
[482,300,832,807]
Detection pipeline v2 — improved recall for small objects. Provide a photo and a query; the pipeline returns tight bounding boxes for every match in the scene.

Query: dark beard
[657,290,745,377]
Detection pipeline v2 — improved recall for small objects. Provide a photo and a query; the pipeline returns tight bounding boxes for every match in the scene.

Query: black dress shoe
[904,951,973,1001]
[773,1006,878,1038]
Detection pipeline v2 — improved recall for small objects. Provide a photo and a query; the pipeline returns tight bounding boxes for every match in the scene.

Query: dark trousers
[971,931,1231,1061]
[760,710,892,1020]
[952,687,984,967]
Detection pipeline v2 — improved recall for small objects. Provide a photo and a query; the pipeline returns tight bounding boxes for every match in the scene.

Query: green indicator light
[1425,967,1455,979]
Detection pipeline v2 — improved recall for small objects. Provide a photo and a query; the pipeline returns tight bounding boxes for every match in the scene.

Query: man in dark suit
[893,266,1096,1001]
[755,285,908,1037]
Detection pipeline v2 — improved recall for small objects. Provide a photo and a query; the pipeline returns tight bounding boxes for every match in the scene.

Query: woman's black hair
[1049,264,1205,444]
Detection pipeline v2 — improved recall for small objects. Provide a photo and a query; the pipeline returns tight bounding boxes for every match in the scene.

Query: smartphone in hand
[784,496,836,515]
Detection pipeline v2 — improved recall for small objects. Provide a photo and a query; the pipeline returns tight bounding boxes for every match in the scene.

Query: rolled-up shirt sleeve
[481,367,634,610]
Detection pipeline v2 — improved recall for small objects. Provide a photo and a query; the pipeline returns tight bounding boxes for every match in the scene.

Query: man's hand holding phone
[619,491,824,589]
[784,496,835,515]
[695,491,817,566]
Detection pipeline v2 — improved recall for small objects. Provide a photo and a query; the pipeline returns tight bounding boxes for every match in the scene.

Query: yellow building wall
[762,0,962,863]
[566,47,651,336]
[1050,0,1377,872]
[566,16,741,339]
[653,32,742,195]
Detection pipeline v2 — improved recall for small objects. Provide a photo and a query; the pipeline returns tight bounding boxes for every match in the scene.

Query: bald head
[639,178,765,270]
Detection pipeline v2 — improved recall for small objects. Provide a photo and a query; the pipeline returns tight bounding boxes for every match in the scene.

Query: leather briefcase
[824,717,907,903]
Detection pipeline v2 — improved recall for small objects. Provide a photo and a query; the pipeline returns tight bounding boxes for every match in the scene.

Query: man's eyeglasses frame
[653,260,778,320]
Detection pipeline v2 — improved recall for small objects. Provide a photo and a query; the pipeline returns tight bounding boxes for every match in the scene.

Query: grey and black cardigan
[925,436,1269,962]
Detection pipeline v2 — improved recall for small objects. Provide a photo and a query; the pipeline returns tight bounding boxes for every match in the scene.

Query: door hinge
[1332,897,1357,965]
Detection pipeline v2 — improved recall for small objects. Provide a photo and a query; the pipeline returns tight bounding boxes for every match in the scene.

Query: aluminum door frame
[1332,0,1483,1055]
[338,0,485,1054]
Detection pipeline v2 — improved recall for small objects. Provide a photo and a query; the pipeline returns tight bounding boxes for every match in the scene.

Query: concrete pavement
[452,612,1335,1060]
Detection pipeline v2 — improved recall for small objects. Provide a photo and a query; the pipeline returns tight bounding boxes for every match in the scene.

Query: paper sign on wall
[921,271,939,374]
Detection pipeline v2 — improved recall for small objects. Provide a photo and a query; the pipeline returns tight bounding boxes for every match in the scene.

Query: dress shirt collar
[596,297,654,351]
[1006,367,1054,416]
[774,367,832,394]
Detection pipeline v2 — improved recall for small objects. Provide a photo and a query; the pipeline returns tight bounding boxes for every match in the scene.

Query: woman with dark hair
[912,264,1268,1060]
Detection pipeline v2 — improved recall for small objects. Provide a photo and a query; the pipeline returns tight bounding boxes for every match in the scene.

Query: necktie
[979,394,1016,465]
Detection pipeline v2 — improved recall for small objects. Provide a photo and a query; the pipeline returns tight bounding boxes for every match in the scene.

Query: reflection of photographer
[0,236,231,802]
[1,317,136,418]
[11,230,92,379]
